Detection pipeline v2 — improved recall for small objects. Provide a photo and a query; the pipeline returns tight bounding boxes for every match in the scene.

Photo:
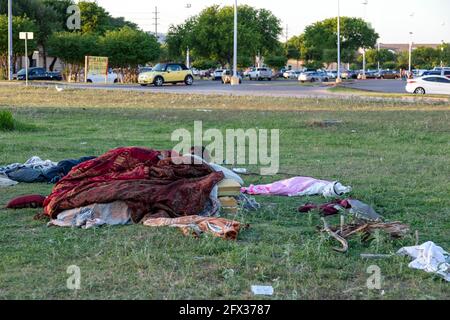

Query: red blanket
[43,147,224,222]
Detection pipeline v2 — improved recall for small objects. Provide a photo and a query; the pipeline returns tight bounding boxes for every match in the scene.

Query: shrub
[0,110,15,131]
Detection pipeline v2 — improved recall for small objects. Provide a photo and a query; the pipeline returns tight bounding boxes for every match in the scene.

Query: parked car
[283,70,302,79]
[211,69,224,81]
[243,67,254,78]
[87,68,122,83]
[432,67,450,72]
[341,70,358,79]
[405,75,450,95]
[138,63,194,87]
[139,66,153,74]
[376,70,400,79]
[412,69,427,77]
[16,67,62,81]
[327,70,338,79]
[248,67,273,81]
[298,71,329,83]
[190,68,200,77]
[356,70,378,79]
[422,70,450,78]
[221,69,242,84]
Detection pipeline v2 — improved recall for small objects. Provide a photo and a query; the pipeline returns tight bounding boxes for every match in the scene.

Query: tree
[166,5,282,66]
[412,47,439,69]
[264,55,288,70]
[47,31,97,80]
[358,48,397,69]
[440,43,450,66]
[98,26,160,68]
[98,26,160,82]
[77,1,138,35]
[0,15,38,79]
[0,0,60,69]
[302,17,379,66]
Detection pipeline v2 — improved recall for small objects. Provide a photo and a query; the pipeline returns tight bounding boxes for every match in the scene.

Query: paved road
[5,78,413,98]
[345,79,406,93]
[40,79,333,98]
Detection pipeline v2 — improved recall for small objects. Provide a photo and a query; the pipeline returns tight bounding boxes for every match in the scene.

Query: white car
[212,69,224,81]
[406,76,450,95]
[248,67,273,81]
[283,70,301,79]
[298,71,329,83]
[86,68,121,84]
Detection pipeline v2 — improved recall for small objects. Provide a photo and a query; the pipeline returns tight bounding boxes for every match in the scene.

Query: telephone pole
[152,6,160,39]
[285,24,289,43]
[8,0,13,80]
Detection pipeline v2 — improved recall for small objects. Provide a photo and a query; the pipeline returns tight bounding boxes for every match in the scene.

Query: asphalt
[1,78,415,98]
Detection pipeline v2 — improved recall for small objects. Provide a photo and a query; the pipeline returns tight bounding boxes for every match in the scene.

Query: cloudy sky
[94,0,450,43]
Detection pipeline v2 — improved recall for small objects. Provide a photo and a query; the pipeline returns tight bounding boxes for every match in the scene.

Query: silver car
[298,71,329,83]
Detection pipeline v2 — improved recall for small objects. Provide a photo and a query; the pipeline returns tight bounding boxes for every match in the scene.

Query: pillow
[6,195,46,209]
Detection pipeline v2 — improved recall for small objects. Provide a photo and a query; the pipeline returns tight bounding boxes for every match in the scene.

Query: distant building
[380,43,440,53]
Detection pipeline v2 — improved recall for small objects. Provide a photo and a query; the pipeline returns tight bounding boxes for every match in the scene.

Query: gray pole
[377,42,380,72]
[25,35,28,86]
[8,0,13,80]
[408,32,413,74]
[337,0,341,82]
[233,0,238,78]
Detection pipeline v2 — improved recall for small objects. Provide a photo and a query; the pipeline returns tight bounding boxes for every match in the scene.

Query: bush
[0,110,15,131]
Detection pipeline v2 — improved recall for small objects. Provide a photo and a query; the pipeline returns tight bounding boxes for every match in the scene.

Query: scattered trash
[299,198,382,222]
[309,119,343,127]
[320,219,409,253]
[251,285,274,296]
[360,254,394,259]
[397,241,450,282]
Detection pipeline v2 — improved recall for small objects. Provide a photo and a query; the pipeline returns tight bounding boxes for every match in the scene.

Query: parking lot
[30,78,409,98]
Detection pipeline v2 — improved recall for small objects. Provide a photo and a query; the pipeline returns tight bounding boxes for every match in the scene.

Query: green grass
[0,86,449,300]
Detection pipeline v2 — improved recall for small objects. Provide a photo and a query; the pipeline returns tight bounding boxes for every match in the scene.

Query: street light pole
[231,0,239,85]
[408,32,413,75]
[8,0,13,81]
[361,0,368,79]
[377,42,380,72]
[336,0,342,83]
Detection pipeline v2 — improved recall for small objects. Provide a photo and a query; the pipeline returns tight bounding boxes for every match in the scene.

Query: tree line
[1,1,449,81]
[0,0,159,80]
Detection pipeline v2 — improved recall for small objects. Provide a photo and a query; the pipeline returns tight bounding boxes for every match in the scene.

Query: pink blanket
[241,177,351,197]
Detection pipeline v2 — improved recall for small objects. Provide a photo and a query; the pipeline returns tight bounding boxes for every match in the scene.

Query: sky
[94,0,450,43]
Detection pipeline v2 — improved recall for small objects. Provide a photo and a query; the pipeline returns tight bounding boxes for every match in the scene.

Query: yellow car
[138,63,194,87]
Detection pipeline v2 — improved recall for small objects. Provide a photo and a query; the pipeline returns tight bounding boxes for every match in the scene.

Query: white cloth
[0,173,18,187]
[0,156,57,174]
[185,154,244,186]
[397,241,450,282]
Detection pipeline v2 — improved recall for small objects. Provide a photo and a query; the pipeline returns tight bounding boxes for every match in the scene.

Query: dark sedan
[16,67,62,81]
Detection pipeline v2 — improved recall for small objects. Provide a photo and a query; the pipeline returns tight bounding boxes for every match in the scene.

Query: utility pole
[377,42,381,72]
[409,32,413,75]
[285,24,289,43]
[336,0,342,83]
[231,0,239,85]
[8,0,13,80]
[361,0,368,79]
[152,6,160,39]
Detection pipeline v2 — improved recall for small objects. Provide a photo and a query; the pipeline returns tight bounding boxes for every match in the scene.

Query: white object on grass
[397,241,449,282]
[251,285,274,296]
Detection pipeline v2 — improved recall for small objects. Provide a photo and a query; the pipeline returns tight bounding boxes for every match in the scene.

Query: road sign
[19,32,34,86]
[19,32,34,40]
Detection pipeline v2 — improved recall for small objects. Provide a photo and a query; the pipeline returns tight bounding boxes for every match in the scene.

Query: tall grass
[0,110,15,131]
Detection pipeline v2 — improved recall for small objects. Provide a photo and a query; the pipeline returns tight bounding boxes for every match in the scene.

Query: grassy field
[0,86,449,300]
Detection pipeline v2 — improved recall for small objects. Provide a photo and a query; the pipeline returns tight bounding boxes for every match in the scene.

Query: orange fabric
[143,215,243,240]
